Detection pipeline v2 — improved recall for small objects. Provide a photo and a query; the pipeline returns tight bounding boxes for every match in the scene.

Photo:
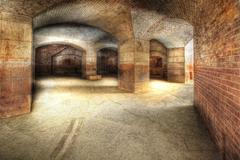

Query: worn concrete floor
[0,76,221,160]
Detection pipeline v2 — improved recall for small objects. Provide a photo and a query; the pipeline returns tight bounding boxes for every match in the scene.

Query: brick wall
[194,1,240,159]
[0,2,239,158]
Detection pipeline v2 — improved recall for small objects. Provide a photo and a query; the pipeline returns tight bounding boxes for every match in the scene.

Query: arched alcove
[35,44,86,77]
[149,39,168,80]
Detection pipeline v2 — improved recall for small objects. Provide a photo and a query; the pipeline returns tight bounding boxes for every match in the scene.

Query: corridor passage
[0,77,220,160]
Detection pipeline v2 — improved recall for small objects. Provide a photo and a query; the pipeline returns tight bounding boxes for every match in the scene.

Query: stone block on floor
[86,75,102,81]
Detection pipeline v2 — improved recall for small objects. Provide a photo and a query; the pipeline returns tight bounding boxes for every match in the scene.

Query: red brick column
[83,48,97,79]
[167,48,185,83]
[0,12,32,118]
[119,39,149,92]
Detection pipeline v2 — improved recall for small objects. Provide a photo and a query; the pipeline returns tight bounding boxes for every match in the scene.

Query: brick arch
[33,23,118,51]
[33,0,135,42]
[131,9,193,48]
[35,42,87,52]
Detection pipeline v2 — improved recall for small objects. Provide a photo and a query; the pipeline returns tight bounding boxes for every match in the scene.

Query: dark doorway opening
[35,44,85,77]
[97,48,118,77]
[150,40,168,80]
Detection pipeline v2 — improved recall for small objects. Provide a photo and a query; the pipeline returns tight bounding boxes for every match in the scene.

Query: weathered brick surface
[0,1,239,158]
[194,1,240,159]
[119,64,135,92]
[0,12,32,118]
[118,39,149,93]
[150,40,167,79]
[118,39,135,92]
[167,48,185,83]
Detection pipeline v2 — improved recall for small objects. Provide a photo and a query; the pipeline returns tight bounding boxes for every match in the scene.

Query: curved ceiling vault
[32,0,193,49]
[34,24,118,52]
[0,0,199,50]
[132,9,193,48]
[33,0,134,42]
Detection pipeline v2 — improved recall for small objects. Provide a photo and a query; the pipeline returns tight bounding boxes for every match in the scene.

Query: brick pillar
[119,39,149,92]
[0,12,32,118]
[167,48,185,83]
[84,48,97,79]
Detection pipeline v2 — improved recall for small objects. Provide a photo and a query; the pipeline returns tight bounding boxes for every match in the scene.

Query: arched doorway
[35,44,86,78]
[149,39,168,80]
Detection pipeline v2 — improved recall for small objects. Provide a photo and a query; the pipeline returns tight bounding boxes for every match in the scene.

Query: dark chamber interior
[35,45,118,78]
[97,48,118,76]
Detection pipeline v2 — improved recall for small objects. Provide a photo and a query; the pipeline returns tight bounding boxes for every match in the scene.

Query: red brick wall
[194,1,240,159]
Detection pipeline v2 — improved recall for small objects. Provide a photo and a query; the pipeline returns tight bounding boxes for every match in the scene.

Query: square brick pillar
[0,12,32,118]
[83,48,98,80]
[119,39,149,92]
[167,48,185,83]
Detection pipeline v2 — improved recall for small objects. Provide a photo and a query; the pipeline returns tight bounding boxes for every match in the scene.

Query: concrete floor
[0,76,221,160]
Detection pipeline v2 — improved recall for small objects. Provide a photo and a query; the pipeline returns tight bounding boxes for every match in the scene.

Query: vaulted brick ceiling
[0,0,65,16]
[131,9,193,48]
[0,0,218,20]
[34,24,118,51]
[31,0,194,47]
[33,0,134,42]
[1,0,199,47]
